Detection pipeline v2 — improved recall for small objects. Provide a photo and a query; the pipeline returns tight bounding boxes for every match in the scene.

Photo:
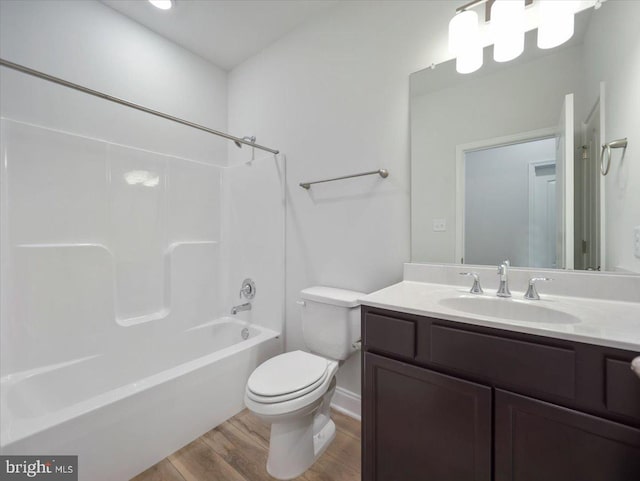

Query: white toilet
[244,286,364,480]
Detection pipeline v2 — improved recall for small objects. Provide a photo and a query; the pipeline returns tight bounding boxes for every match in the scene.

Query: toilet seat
[245,354,339,418]
[246,351,329,404]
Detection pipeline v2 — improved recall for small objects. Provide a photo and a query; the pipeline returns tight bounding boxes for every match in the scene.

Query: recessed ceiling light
[148,0,173,10]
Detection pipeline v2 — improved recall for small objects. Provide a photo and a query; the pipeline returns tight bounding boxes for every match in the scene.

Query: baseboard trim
[331,386,361,421]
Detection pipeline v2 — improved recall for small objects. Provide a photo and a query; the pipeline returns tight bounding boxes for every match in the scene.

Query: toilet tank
[299,286,366,361]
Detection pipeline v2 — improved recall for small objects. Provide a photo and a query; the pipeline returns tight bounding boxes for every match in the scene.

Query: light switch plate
[433,218,446,232]
[634,226,640,259]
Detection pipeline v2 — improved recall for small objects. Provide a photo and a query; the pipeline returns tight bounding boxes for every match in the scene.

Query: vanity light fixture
[492,0,525,62]
[149,0,173,10]
[448,0,586,74]
[449,9,483,74]
[537,0,575,49]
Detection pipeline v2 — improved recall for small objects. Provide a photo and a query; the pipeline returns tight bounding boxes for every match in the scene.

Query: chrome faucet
[231,302,252,315]
[459,272,483,294]
[497,259,511,298]
[524,277,552,300]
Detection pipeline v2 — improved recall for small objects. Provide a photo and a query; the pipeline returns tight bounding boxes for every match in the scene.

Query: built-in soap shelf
[16,240,218,251]
[16,242,113,252]
[117,308,171,327]
[121,240,219,326]
[166,240,217,252]
[13,240,219,327]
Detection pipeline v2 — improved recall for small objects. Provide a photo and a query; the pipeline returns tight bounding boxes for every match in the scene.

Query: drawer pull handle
[632,357,640,380]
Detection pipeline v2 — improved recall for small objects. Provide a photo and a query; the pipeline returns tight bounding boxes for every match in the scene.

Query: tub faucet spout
[231,302,252,315]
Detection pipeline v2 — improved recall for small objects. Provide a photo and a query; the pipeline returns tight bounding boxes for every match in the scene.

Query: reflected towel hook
[600,138,628,175]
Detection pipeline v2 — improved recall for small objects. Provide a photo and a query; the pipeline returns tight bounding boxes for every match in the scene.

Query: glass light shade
[149,0,173,10]
[449,10,483,74]
[492,0,525,62]
[449,10,479,55]
[456,44,483,74]
[537,0,575,49]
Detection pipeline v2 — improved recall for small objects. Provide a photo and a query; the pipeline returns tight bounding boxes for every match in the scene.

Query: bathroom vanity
[360,273,640,481]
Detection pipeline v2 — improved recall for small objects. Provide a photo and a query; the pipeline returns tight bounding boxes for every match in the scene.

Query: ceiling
[101,0,339,70]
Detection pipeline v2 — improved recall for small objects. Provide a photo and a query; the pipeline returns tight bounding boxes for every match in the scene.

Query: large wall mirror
[410,1,639,274]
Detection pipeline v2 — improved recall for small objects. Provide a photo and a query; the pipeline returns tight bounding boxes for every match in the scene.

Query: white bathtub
[0,318,281,480]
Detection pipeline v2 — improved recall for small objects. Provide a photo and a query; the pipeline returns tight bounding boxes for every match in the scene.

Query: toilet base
[264,378,337,480]
[312,418,336,462]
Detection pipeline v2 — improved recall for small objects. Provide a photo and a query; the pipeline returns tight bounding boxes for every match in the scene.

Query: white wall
[0,0,228,165]
[411,44,584,265]
[583,0,640,272]
[227,0,455,395]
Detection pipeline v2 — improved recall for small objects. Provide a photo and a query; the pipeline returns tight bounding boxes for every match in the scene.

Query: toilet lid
[247,350,329,398]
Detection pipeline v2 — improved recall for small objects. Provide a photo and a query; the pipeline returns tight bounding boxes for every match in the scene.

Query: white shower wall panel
[221,155,286,335]
[0,119,223,376]
[11,244,115,373]
[4,120,110,245]
[109,145,168,323]
[169,241,220,331]
[168,160,221,242]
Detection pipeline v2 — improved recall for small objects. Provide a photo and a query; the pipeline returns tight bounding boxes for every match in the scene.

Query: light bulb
[492,0,525,62]
[537,0,575,49]
[449,10,477,55]
[456,44,483,74]
[149,0,173,10]
[449,10,483,74]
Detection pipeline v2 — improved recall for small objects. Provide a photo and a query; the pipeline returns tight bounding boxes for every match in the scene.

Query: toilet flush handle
[296,300,306,307]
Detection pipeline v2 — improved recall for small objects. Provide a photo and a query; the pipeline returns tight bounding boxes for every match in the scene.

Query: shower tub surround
[0,119,285,480]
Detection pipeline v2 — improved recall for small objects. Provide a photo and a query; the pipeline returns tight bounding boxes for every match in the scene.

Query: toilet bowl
[245,350,339,479]
[244,286,364,480]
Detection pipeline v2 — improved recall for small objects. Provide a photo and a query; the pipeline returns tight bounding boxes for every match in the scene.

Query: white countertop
[359,281,640,352]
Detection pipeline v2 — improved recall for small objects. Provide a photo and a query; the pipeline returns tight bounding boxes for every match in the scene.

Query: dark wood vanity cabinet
[363,353,492,481]
[361,306,640,481]
[495,390,640,480]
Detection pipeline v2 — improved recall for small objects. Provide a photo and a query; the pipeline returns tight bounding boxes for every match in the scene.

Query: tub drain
[241,328,250,340]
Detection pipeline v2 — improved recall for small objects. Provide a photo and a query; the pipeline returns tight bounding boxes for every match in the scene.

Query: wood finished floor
[131,409,361,481]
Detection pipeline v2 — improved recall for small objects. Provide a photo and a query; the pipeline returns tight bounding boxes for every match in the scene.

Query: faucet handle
[460,272,483,294]
[524,277,552,300]
[497,259,510,274]
[239,278,256,299]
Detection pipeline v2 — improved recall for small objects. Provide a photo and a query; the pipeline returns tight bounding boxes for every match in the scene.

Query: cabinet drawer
[431,325,575,399]
[605,358,640,420]
[364,313,415,359]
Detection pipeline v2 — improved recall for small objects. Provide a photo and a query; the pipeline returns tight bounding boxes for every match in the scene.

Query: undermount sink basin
[438,296,580,324]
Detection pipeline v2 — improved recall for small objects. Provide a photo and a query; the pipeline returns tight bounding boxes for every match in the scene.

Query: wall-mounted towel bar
[601,138,628,175]
[300,169,389,189]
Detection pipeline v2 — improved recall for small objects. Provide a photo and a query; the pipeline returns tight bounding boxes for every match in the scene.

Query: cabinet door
[363,353,491,481]
[495,389,640,481]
